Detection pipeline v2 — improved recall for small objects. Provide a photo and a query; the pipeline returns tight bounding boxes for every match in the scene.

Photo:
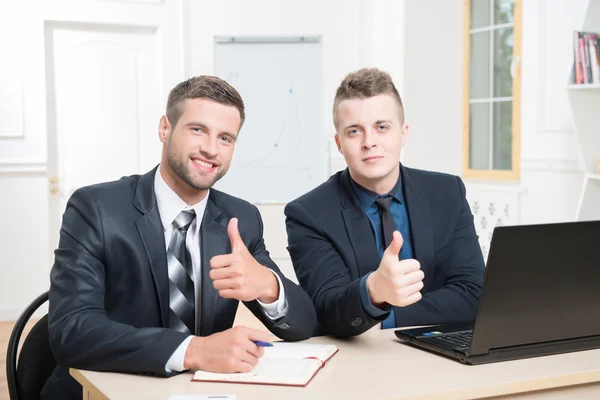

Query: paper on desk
[168,396,237,400]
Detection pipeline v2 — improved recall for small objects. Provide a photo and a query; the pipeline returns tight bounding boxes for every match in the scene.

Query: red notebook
[191,342,338,387]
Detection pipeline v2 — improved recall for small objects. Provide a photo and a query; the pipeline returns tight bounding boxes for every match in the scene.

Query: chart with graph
[213,37,326,204]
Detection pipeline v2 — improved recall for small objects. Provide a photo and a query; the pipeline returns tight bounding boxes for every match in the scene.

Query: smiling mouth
[191,158,217,170]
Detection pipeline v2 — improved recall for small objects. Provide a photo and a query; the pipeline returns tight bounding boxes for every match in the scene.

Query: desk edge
[403,370,600,400]
[70,368,111,400]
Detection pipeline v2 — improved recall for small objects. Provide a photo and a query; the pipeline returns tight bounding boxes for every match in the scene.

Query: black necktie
[167,209,196,334]
[375,196,396,249]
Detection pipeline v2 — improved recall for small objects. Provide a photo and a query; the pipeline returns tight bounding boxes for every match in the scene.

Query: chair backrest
[6,291,57,400]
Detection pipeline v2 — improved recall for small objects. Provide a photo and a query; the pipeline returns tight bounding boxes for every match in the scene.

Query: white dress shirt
[153,169,288,372]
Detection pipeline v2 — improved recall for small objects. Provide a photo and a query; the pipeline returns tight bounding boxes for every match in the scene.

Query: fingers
[230,345,259,373]
[385,231,404,257]
[392,281,423,307]
[210,254,238,270]
[236,360,255,373]
[402,280,424,297]
[227,218,246,253]
[246,343,265,359]
[238,346,260,366]
[213,278,240,291]
[402,269,425,286]
[243,327,273,343]
[398,259,421,274]
[234,326,270,353]
[209,265,238,281]
[217,289,238,299]
[233,328,269,372]
[402,291,423,307]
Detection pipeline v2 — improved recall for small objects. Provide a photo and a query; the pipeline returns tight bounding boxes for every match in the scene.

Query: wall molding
[534,128,574,135]
[521,157,583,173]
[0,78,25,139]
[93,0,164,4]
[0,132,25,139]
[0,159,47,174]
[465,182,527,194]
[0,307,23,321]
[0,305,48,322]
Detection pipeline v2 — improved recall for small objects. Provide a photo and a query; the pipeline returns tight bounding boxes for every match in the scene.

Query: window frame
[462,0,522,180]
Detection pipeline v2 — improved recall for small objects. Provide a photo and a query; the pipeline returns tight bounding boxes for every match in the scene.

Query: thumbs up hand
[209,218,279,303]
[366,231,424,308]
[227,217,248,254]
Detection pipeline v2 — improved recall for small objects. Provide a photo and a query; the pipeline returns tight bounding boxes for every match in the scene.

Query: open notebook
[192,342,338,387]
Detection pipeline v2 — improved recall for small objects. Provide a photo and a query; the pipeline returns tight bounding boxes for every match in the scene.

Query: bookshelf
[569,0,600,221]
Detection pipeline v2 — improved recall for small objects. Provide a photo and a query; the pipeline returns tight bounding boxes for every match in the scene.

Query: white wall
[518,0,588,224]
[0,0,184,320]
[0,174,50,317]
[183,0,406,282]
[185,0,405,176]
[1,1,52,318]
[402,0,464,176]
[401,0,589,247]
[0,0,592,320]
[0,0,407,319]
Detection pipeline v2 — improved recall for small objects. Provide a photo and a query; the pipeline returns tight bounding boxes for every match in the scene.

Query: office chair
[6,291,57,400]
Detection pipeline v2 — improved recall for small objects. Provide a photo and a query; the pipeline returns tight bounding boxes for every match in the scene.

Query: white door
[45,1,184,255]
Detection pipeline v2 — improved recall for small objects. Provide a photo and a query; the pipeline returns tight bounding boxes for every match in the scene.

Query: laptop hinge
[467,334,600,358]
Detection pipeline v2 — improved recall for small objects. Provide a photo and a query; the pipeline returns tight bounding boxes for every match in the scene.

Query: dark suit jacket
[284,164,485,338]
[42,167,317,400]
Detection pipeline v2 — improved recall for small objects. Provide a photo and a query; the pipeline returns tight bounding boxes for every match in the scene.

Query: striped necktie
[167,209,196,334]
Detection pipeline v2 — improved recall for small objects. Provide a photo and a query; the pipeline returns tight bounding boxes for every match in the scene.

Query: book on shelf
[572,30,600,85]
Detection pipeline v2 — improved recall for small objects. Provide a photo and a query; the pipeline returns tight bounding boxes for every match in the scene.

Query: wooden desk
[71,329,600,400]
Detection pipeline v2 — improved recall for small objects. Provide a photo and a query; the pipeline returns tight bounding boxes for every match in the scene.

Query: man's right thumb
[386,231,403,257]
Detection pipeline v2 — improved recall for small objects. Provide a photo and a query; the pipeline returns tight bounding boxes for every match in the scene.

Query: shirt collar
[350,167,404,212]
[154,166,208,234]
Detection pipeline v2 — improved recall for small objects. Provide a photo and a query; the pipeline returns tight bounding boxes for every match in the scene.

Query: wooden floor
[1,318,41,400]
[0,320,11,400]
[0,305,264,400]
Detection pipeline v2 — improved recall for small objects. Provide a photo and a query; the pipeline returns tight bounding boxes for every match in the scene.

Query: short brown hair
[166,75,245,128]
[333,68,404,128]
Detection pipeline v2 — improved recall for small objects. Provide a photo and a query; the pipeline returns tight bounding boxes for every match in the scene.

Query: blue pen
[253,340,273,347]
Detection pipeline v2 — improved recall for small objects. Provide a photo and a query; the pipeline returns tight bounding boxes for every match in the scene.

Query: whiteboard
[213,36,326,204]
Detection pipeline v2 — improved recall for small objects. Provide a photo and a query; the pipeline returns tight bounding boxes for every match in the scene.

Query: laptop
[395,220,600,365]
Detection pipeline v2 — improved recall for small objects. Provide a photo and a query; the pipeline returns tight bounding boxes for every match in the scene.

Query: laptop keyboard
[425,331,473,348]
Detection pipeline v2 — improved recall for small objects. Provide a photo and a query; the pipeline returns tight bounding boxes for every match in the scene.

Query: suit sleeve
[284,201,386,338]
[48,188,189,377]
[393,176,485,326]
[242,206,317,341]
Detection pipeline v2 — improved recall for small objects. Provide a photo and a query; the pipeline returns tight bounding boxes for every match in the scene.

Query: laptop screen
[469,220,600,355]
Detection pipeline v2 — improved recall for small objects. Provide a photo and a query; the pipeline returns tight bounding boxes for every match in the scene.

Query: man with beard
[42,76,317,400]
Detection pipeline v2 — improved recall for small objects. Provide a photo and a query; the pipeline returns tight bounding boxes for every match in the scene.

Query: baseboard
[0,304,48,322]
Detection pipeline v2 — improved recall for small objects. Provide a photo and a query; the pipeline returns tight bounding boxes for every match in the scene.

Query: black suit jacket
[284,164,485,338]
[42,167,316,400]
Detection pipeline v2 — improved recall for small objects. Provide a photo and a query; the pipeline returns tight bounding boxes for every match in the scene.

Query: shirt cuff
[359,273,391,318]
[165,335,193,373]
[256,269,288,320]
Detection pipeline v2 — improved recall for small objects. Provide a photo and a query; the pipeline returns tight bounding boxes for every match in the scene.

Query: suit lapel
[198,195,229,336]
[339,170,381,278]
[133,167,170,327]
[402,165,435,289]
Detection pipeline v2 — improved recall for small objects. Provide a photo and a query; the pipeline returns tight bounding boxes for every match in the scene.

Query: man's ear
[400,123,409,146]
[334,134,343,154]
[159,115,171,144]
